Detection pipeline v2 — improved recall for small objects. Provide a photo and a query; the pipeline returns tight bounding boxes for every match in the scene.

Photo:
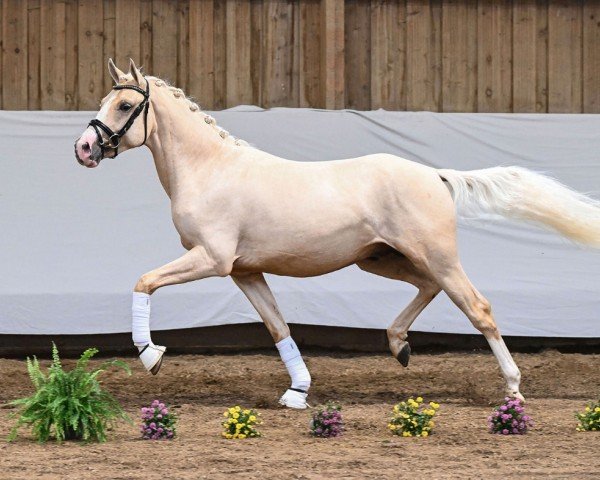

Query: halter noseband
[88,79,150,157]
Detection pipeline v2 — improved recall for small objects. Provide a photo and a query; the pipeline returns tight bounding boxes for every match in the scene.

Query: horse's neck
[145,94,227,198]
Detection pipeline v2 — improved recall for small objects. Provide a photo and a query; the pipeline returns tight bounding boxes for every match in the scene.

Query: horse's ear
[128,58,144,86]
[108,58,125,84]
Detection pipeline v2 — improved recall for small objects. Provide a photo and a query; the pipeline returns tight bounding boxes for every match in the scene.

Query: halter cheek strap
[88,79,151,157]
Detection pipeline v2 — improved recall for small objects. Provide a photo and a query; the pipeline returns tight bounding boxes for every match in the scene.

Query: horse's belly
[234,254,354,277]
[232,232,383,277]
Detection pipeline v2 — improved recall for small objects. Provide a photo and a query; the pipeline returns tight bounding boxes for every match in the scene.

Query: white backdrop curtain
[0,109,599,337]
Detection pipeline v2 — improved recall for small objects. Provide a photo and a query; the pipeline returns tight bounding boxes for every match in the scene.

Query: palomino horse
[75,60,600,409]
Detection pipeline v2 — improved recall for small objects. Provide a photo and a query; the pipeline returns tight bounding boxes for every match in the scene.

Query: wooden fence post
[321,0,344,109]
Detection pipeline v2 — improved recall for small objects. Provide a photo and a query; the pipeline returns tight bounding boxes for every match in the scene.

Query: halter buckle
[109,133,121,148]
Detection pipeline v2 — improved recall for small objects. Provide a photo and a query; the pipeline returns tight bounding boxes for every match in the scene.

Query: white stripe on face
[96,92,118,124]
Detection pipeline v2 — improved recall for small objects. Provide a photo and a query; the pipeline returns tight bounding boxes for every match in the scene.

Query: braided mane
[146,75,249,147]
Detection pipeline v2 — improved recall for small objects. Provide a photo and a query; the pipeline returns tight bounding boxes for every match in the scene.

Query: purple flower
[502,429,509,435]
[500,405,508,411]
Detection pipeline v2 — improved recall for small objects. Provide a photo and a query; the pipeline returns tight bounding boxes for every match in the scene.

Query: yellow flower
[421,431,429,437]
[223,411,229,417]
[249,415,256,422]
[236,423,243,430]
[243,409,250,415]
[233,412,240,419]
[585,407,591,412]
[235,406,241,412]
[428,421,435,427]
[232,419,238,424]
[595,407,600,413]
[225,433,232,439]
[228,407,236,414]
[430,402,440,410]
[238,434,246,439]
[416,397,423,403]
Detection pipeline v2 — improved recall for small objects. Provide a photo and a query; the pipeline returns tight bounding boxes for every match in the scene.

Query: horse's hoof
[279,389,309,409]
[508,390,525,403]
[138,344,166,374]
[396,342,411,367]
[150,355,163,375]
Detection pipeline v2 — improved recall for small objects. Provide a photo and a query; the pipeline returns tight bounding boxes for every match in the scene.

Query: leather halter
[88,79,150,157]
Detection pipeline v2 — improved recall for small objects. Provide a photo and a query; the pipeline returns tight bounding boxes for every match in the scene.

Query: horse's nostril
[82,142,91,153]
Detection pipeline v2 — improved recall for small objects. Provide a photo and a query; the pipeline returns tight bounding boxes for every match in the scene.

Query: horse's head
[74,59,153,168]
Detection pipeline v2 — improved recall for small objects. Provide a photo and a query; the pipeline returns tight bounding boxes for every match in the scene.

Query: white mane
[146,75,249,148]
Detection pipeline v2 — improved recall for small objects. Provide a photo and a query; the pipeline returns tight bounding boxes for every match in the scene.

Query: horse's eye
[120,103,132,112]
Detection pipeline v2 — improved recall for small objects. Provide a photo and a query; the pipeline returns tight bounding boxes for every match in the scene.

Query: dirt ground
[1,350,599,479]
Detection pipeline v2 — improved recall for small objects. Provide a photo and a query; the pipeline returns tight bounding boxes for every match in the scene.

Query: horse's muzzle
[75,128,103,168]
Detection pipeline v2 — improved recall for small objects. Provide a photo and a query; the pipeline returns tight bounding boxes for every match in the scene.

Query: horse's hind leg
[357,252,440,366]
[232,272,310,409]
[425,256,523,400]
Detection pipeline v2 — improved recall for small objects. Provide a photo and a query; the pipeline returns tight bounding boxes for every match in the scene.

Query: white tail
[438,166,600,248]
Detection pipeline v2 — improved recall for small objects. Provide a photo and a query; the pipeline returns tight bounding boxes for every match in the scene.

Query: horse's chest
[170,199,232,245]
[171,204,208,241]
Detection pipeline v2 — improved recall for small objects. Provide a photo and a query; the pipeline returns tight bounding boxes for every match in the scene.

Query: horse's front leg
[232,272,311,409]
[132,245,232,374]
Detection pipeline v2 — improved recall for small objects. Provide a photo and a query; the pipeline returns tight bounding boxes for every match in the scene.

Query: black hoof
[150,356,163,376]
[396,342,411,367]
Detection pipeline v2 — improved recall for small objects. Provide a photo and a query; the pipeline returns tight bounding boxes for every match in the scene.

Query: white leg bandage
[132,292,152,347]
[132,292,166,374]
[276,336,311,391]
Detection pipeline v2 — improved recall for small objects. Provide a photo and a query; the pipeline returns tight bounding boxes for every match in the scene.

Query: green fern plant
[8,343,131,443]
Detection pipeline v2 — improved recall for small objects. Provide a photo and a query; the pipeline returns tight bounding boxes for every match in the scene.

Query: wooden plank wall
[1,0,599,112]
